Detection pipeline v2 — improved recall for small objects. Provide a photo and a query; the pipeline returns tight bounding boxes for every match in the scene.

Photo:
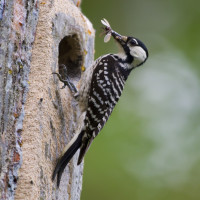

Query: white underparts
[117,51,127,61]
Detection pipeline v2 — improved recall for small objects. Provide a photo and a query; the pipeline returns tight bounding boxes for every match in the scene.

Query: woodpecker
[52,19,148,187]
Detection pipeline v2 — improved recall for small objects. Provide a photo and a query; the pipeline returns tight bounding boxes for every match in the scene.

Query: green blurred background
[81,0,200,199]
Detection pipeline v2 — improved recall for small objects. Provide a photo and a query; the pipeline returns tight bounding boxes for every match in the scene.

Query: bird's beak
[121,35,128,42]
[111,30,127,45]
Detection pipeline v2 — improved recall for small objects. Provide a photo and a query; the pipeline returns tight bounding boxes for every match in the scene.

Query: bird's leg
[52,65,79,99]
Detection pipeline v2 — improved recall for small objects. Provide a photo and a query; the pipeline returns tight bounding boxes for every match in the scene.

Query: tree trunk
[0,0,94,199]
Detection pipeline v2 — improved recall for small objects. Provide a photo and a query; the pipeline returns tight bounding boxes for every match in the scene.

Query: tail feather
[77,136,94,165]
[52,131,83,187]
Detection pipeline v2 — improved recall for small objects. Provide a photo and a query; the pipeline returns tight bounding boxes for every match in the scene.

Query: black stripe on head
[120,43,133,64]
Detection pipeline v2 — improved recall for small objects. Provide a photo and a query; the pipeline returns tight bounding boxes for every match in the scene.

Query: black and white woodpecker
[52,19,148,187]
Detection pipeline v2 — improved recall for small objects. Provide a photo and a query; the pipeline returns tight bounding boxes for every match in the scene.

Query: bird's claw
[52,72,79,99]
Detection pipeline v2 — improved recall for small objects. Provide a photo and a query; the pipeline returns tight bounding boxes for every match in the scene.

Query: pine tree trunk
[0,0,94,199]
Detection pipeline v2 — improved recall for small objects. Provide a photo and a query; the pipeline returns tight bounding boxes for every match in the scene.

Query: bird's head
[116,36,148,68]
[101,19,148,69]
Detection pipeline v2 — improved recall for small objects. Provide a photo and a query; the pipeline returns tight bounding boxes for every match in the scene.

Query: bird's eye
[129,39,138,46]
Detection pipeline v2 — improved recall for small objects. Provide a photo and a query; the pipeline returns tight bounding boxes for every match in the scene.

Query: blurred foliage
[81,0,200,200]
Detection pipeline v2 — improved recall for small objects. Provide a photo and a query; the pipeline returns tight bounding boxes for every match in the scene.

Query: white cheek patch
[130,46,147,63]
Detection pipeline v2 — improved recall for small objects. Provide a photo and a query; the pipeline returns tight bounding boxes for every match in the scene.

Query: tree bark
[0,0,94,199]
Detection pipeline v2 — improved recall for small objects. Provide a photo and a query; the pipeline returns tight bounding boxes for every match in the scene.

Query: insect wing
[101,19,108,26]
[104,32,111,43]
[103,18,110,27]
[101,18,110,28]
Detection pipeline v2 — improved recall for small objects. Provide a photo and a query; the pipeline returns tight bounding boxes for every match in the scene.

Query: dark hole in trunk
[58,34,83,81]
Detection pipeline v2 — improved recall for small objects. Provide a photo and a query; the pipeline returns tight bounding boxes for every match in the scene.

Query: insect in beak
[101,18,127,44]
